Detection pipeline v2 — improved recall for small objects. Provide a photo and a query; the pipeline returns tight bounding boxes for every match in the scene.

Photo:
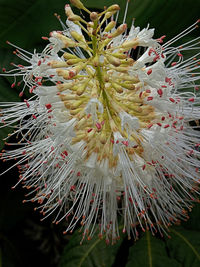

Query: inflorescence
[0,0,200,243]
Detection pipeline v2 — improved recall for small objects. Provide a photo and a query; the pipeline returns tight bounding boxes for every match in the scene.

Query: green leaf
[182,204,200,231]
[166,227,200,267]
[126,231,179,267]
[59,230,122,267]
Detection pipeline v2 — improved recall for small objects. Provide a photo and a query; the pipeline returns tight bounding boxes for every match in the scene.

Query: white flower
[0,0,200,244]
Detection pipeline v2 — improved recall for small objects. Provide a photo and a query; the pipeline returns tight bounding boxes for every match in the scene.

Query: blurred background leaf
[0,0,200,266]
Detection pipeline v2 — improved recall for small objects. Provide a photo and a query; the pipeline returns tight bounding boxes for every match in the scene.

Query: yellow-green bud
[107,4,120,12]
[70,31,85,42]
[104,21,116,32]
[70,0,85,9]
[106,55,121,67]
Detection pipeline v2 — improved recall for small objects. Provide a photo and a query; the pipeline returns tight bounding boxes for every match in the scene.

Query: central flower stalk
[49,5,156,169]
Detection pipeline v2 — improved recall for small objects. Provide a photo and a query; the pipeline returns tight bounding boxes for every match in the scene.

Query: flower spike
[0,2,200,243]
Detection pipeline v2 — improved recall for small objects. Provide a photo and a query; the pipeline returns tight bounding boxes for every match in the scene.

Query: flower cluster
[0,0,200,243]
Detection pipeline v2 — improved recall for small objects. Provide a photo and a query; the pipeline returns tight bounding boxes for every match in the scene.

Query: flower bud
[70,31,85,42]
[68,15,82,22]
[104,21,116,32]
[106,55,121,67]
[48,60,68,68]
[90,12,98,21]
[112,83,123,93]
[107,4,120,12]
[63,52,78,60]
[108,24,127,38]
[70,0,85,9]
[122,38,139,49]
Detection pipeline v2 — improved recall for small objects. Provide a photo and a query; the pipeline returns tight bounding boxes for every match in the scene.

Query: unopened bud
[107,4,120,12]
[51,31,76,47]
[77,79,90,95]
[87,22,94,34]
[48,60,68,68]
[63,52,78,60]
[122,38,139,49]
[108,24,127,38]
[70,0,85,9]
[106,55,121,67]
[112,52,127,59]
[68,15,82,22]
[112,83,123,93]
[70,31,85,42]
[104,21,116,32]
[90,12,98,21]
[67,58,83,65]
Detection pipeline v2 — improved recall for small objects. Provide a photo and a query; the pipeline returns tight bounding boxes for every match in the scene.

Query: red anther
[128,197,133,203]
[87,128,93,133]
[169,98,175,103]
[95,122,101,130]
[111,139,114,144]
[2,68,6,72]
[188,97,195,102]
[157,122,162,127]
[22,151,26,155]
[180,125,184,131]
[153,55,160,62]
[63,150,68,156]
[195,168,199,172]
[45,103,52,109]
[51,146,54,151]
[19,92,23,97]
[145,89,151,93]
[122,140,129,146]
[116,140,119,144]
[157,89,163,97]
[177,53,183,57]
[147,96,153,101]
[164,124,170,128]
[142,164,146,170]
[42,36,49,40]
[171,62,177,66]
[56,81,62,84]
[37,82,42,86]
[195,86,199,91]
[161,116,165,121]
[18,64,24,68]
[147,69,152,75]
[24,99,30,108]
[32,114,37,119]
[147,123,153,129]
[161,85,167,88]
[157,35,166,44]
[47,109,52,113]
[161,53,165,58]
[101,120,105,125]
[70,185,76,191]
[139,92,143,98]
[38,60,42,66]
[35,76,43,81]
[69,70,76,78]
[11,83,15,88]
[148,48,155,56]
[77,172,81,176]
